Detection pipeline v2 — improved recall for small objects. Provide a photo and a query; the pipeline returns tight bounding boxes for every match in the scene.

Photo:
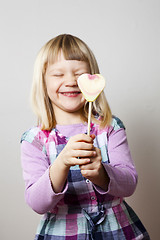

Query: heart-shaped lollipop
[77,73,105,102]
[77,74,106,135]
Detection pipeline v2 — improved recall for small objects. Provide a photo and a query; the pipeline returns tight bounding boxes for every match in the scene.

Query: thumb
[90,134,95,140]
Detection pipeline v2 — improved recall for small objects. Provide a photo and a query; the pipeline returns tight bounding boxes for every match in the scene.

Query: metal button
[86,179,90,183]
[91,196,96,200]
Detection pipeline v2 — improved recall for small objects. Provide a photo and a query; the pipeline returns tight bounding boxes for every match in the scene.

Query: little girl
[21,34,150,240]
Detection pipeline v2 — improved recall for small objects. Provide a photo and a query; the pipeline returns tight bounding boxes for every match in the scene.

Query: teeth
[62,92,79,96]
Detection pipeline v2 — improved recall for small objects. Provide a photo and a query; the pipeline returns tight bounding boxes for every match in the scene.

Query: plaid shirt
[21,117,150,240]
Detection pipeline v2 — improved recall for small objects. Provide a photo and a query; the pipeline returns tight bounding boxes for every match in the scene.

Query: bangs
[47,34,89,65]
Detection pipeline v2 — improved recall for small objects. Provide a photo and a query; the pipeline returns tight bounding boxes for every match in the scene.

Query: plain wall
[0,0,159,239]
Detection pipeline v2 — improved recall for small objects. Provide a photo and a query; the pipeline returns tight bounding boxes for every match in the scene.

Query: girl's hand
[57,133,96,169]
[79,147,102,179]
[79,145,110,191]
[49,133,96,193]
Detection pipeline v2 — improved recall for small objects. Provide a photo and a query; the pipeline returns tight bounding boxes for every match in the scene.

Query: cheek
[80,94,85,102]
[46,80,58,95]
[45,86,55,102]
[80,96,87,107]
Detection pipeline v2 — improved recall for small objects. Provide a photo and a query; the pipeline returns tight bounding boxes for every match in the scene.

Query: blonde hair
[31,34,112,130]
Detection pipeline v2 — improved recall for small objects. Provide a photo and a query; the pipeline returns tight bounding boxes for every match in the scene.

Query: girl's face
[45,51,90,119]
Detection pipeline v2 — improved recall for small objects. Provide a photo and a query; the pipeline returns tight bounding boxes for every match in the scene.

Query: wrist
[55,155,70,172]
[49,157,70,193]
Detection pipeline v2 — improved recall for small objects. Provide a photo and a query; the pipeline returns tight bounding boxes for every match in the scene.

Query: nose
[64,74,78,87]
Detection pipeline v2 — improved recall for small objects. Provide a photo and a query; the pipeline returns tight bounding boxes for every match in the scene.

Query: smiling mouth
[59,91,81,97]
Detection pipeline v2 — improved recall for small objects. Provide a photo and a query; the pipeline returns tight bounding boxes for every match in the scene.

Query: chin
[63,105,84,113]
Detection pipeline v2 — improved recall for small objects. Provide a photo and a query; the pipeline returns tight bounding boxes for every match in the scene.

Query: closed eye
[75,72,88,77]
[52,74,63,77]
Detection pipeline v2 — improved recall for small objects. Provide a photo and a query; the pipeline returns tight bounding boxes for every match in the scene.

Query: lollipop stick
[87,101,92,136]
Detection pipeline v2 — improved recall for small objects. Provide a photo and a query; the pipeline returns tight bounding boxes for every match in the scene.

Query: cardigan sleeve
[21,140,68,214]
[94,120,138,198]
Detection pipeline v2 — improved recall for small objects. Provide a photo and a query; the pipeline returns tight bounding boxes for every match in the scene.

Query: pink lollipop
[77,74,105,135]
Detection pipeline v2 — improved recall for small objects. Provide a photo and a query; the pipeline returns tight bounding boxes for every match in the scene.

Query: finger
[90,134,95,140]
[71,157,91,166]
[73,149,96,158]
[71,134,94,143]
[79,162,94,171]
[95,147,101,154]
[73,142,94,151]
[81,169,97,178]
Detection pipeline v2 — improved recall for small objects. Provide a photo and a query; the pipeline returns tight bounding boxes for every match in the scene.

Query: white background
[0,0,159,239]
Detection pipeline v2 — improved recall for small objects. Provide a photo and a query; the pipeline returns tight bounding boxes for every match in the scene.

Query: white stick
[87,101,92,136]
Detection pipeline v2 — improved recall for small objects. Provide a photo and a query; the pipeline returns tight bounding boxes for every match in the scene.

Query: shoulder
[93,115,125,134]
[20,126,52,151]
[21,126,48,142]
[110,115,125,131]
